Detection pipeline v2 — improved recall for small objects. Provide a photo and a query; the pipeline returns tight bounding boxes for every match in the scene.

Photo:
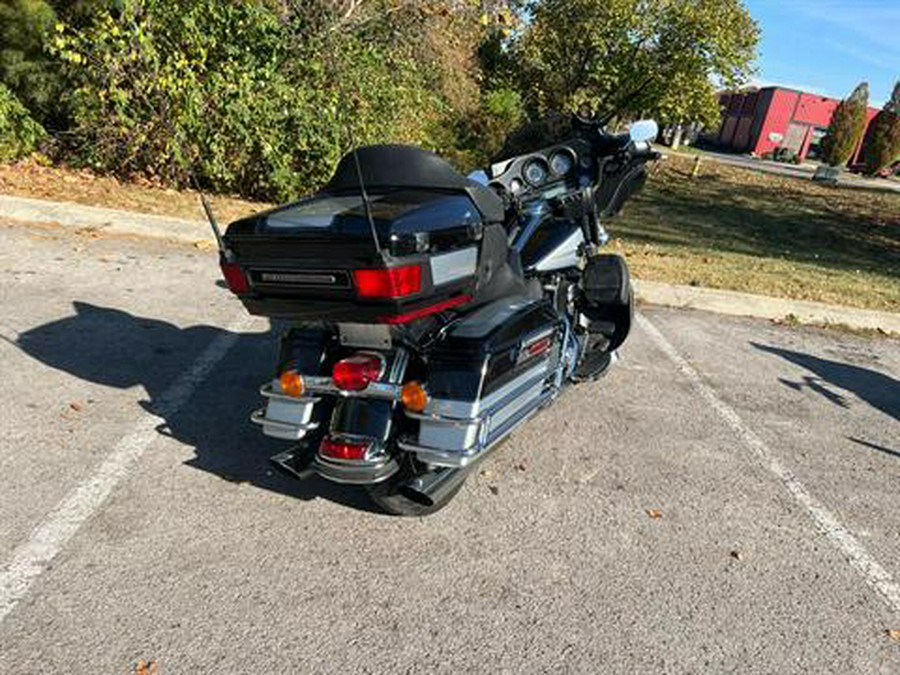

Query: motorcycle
[208,115,660,515]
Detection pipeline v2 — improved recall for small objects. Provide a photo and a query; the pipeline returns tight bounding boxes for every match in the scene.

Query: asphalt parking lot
[1,218,898,674]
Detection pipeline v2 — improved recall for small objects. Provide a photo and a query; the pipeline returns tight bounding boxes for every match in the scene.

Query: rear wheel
[366,463,468,516]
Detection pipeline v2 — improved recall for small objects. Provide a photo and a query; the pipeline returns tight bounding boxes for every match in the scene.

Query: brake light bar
[353,265,421,298]
[379,294,471,325]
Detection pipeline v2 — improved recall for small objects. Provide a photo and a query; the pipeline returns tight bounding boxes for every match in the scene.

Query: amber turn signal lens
[401,381,429,413]
[279,369,305,398]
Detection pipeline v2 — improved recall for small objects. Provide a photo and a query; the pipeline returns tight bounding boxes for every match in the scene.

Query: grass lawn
[611,154,900,312]
[1,154,898,312]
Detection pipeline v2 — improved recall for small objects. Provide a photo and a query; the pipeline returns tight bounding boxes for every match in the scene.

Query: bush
[0,82,45,160]
[821,82,869,167]
[51,1,454,201]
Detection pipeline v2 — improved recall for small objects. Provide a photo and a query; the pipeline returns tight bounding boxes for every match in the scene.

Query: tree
[0,0,61,127]
[820,82,869,168]
[513,0,759,128]
[862,81,900,176]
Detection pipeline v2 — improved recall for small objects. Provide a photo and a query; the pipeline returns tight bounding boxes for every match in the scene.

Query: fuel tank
[519,217,584,274]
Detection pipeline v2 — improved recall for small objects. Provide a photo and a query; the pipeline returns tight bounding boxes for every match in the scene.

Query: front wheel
[366,463,469,516]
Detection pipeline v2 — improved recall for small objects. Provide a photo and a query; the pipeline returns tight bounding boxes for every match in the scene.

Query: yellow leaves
[646,508,663,519]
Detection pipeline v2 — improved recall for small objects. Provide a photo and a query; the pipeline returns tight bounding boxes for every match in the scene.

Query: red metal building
[715,87,880,163]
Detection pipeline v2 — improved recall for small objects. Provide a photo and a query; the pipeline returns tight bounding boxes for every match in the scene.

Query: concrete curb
[634,280,900,335]
[2,192,898,334]
[0,193,212,244]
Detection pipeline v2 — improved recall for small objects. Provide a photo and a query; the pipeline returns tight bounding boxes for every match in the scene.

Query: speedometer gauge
[549,151,574,176]
[522,159,549,186]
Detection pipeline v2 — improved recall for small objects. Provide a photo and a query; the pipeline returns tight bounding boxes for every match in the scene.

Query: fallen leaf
[514,462,526,472]
[887,629,900,641]
[488,485,499,496]
[646,509,663,519]
[730,549,742,560]
[193,240,215,250]
[69,402,83,412]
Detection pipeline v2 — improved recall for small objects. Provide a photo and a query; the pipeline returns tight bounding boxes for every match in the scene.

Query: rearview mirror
[629,120,659,143]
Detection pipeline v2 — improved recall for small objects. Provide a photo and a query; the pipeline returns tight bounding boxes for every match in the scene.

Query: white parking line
[0,315,258,623]
[637,313,900,615]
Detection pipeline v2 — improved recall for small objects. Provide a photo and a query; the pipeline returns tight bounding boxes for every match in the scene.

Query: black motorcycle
[210,116,660,515]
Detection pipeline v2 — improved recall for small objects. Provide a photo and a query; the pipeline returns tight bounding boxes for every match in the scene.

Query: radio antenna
[345,124,383,258]
[192,174,229,256]
[323,25,383,258]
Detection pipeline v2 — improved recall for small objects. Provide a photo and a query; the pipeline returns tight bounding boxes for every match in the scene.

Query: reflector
[220,261,250,294]
[320,436,372,461]
[353,265,421,298]
[332,353,384,391]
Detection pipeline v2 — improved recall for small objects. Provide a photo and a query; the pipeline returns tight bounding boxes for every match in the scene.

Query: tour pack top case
[221,145,521,324]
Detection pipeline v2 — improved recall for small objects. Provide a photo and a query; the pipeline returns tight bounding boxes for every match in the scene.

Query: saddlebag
[398,295,563,467]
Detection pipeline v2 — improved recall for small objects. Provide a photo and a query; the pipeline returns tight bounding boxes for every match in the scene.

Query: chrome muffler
[397,466,469,507]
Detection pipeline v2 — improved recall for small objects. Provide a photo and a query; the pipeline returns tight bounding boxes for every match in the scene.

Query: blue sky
[744,0,899,107]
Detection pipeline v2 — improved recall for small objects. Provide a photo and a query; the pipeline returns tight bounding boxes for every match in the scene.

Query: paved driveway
[1,218,898,673]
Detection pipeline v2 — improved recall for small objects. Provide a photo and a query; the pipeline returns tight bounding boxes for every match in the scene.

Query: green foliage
[50,0,457,201]
[0,0,65,126]
[821,82,869,168]
[514,0,759,127]
[0,81,45,160]
[862,81,900,176]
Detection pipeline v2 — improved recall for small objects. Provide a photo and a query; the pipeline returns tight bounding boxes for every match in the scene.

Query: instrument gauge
[522,158,549,186]
[509,178,524,194]
[549,151,574,176]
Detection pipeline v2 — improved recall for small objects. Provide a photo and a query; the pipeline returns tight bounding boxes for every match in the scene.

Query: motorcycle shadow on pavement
[13,300,380,513]
[751,342,899,424]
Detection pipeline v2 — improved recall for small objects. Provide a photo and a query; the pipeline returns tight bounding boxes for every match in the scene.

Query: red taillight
[353,265,421,298]
[379,294,471,324]
[320,436,373,461]
[220,261,250,294]
[332,353,384,391]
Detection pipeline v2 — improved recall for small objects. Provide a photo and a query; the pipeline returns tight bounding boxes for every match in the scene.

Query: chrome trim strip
[259,383,320,404]
[388,348,409,384]
[250,409,320,432]
[303,376,402,401]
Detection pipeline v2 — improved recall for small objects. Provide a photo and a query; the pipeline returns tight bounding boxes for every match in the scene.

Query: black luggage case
[221,145,511,324]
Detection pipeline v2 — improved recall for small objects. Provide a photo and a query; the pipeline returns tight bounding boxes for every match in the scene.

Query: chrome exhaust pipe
[398,466,469,507]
